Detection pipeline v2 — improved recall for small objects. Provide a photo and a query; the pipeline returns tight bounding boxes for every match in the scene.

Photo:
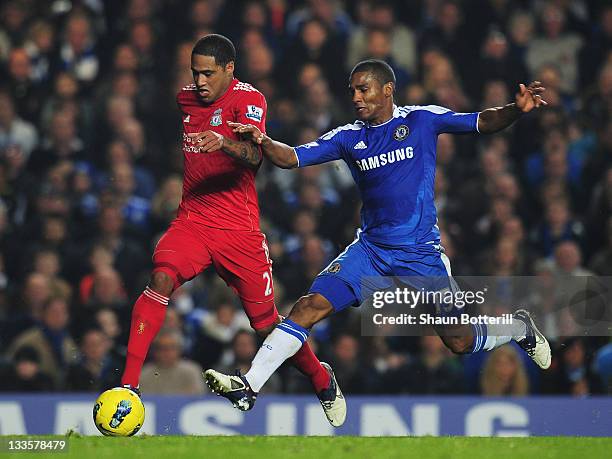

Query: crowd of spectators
[0,0,611,397]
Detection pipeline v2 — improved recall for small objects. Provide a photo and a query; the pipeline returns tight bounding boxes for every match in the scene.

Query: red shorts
[153,210,277,330]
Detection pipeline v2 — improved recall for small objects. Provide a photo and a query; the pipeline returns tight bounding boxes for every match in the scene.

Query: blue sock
[277,318,309,344]
[470,322,488,353]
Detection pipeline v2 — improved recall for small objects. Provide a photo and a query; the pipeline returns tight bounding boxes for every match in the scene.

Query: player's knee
[288,293,333,329]
[443,335,473,354]
[255,322,277,338]
[149,271,174,297]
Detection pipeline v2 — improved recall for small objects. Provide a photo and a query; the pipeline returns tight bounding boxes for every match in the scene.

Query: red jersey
[177,78,267,231]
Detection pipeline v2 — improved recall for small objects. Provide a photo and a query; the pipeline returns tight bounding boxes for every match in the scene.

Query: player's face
[349,71,392,123]
[191,54,235,104]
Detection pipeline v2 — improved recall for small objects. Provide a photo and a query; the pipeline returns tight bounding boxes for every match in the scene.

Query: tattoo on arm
[478,103,523,134]
[222,137,262,167]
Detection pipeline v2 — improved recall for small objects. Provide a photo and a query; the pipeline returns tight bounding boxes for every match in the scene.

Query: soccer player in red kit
[117,34,346,426]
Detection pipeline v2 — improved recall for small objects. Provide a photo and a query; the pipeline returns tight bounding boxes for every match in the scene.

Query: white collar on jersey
[365,105,400,128]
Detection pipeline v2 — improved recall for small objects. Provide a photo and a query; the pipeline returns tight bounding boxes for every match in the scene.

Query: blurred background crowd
[0,0,611,398]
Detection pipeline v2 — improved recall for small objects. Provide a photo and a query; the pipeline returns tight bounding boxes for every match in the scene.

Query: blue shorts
[309,230,459,312]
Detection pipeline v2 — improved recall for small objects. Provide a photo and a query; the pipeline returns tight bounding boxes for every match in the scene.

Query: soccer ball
[93,388,145,436]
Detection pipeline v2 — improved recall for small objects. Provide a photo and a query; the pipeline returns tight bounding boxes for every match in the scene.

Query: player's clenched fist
[228,121,265,144]
[187,130,225,152]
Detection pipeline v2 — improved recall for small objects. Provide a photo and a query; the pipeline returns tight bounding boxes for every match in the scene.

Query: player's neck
[369,105,394,126]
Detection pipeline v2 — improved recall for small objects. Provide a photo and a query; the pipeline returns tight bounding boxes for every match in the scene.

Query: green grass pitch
[1,436,610,459]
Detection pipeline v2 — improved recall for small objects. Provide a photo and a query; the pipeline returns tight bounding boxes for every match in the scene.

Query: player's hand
[515,81,547,113]
[228,121,265,144]
[187,130,225,152]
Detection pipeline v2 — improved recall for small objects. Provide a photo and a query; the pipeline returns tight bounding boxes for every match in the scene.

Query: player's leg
[204,229,340,417]
[395,245,551,368]
[214,232,372,393]
[436,309,551,369]
[121,219,212,388]
[254,316,331,394]
[243,291,337,391]
[206,288,347,421]
[205,232,384,426]
[436,252,550,367]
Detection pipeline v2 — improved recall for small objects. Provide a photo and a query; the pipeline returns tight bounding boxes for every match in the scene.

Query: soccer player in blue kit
[204,60,551,425]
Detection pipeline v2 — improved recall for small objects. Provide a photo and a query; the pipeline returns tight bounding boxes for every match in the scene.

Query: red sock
[290,342,331,393]
[120,287,168,387]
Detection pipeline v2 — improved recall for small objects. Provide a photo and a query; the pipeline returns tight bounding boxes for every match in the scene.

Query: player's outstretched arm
[187,131,262,168]
[477,81,547,134]
[228,121,298,169]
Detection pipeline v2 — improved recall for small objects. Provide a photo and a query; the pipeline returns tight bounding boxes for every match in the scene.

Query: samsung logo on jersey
[355,147,414,171]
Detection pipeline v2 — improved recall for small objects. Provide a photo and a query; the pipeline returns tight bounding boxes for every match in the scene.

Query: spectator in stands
[24,20,56,85]
[92,204,148,295]
[542,338,603,395]
[382,335,464,394]
[95,307,126,362]
[108,162,151,230]
[0,91,38,158]
[7,297,79,387]
[54,13,99,87]
[286,0,353,44]
[552,240,592,277]
[507,10,535,63]
[6,273,52,344]
[193,302,250,370]
[28,110,86,178]
[239,42,275,100]
[5,47,43,123]
[480,345,529,396]
[31,248,71,300]
[84,267,129,315]
[280,235,331,302]
[420,0,474,94]
[593,343,612,394]
[532,199,584,257]
[363,28,410,91]
[580,3,612,87]
[39,72,94,143]
[65,328,121,391]
[0,1,30,46]
[589,217,612,275]
[327,334,378,394]
[0,346,54,392]
[477,28,528,99]
[220,330,282,394]
[140,328,206,395]
[280,17,346,95]
[526,2,583,94]
[347,1,416,78]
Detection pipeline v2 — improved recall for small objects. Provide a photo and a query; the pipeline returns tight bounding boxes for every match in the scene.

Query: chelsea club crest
[210,108,222,126]
[393,124,409,141]
[327,263,341,274]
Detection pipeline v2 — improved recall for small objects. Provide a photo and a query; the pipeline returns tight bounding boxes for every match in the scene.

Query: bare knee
[149,271,174,297]
[287,293,334,329]
[441,335,473,354]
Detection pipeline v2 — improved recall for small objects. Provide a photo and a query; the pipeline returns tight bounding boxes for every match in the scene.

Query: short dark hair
[192,34,236,67]
[350,59,396,87]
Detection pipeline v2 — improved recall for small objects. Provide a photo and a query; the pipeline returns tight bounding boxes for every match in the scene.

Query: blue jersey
[294,105,479,247]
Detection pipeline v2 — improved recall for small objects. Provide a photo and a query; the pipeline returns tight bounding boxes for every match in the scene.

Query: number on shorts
[263,268,273,296]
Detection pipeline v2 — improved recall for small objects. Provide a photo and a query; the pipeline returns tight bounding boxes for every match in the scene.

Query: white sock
[245,325,304,392]
[481,317,527,351]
